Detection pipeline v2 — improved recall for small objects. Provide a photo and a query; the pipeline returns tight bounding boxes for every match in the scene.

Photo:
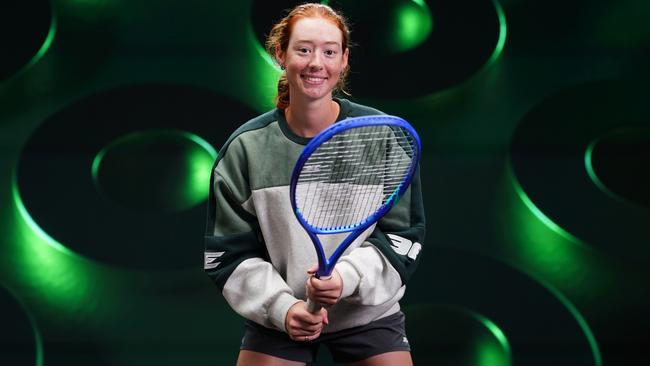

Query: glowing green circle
[387,0,434,53]
[92,130,217,212]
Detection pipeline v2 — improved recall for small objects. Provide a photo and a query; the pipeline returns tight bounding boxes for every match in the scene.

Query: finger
[305,280,315,295]
[307,327,323,339]
[288,314,322,329]
[294,322,322,333]
[295,313,323,326]
[313,291,340,302]
[289,319,321,331]
[290,332,310,342]
[306,291,337,304]
[289,324,323,338]
[307,263,318,275]
[311,294,333,303]
[293,313,323,328]
[309,277,336,291]
[288,323,320,334]
[310,329,322,340]
[291,331,321,342]
[312,299,336,307]
[313,298,336,307]
[314,289,340,298]
[306,294,331,307]
[289,328,320,338]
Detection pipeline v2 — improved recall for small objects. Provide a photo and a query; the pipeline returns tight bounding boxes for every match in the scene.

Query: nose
[308,52,324,69]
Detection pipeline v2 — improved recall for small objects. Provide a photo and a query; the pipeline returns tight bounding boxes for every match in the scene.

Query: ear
[276,49,286,68]
[341,48,349,70]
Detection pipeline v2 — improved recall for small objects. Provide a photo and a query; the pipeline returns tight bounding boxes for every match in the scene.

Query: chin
[290,83,336,102]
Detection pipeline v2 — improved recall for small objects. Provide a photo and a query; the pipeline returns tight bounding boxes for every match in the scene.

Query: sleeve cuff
[267,292,301,333]
[336,261,362,299]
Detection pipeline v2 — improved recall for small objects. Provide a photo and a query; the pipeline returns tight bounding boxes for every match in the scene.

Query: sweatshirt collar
[276,98,351,145]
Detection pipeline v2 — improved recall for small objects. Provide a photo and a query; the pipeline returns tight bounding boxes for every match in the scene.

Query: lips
[301,74,328,85]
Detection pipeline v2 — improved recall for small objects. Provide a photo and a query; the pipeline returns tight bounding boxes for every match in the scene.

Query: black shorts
[240,311,411,363]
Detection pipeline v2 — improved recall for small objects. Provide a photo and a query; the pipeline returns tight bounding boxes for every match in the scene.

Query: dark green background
[1,0,649,365]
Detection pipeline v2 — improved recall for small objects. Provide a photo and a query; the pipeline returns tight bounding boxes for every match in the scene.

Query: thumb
[320,308,329,326]
[307,263,318,275]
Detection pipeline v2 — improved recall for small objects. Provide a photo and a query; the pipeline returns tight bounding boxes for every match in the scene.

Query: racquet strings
[295,125,416,230]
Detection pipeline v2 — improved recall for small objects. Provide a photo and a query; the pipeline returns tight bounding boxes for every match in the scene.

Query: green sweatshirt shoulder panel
[366,166,425,284]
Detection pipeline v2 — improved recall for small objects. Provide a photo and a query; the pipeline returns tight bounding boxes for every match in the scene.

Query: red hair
[265,3,351,109]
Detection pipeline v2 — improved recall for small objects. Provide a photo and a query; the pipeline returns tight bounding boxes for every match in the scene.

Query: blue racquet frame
[289,115,421,278]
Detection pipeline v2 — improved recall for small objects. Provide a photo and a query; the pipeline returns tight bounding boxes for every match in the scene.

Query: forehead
[290,17,343,45]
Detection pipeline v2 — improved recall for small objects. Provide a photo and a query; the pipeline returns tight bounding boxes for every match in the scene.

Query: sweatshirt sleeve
[335,166,425,305]
[204,137,300,332]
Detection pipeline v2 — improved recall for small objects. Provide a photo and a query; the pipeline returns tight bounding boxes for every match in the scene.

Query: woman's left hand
[306,264,343,307]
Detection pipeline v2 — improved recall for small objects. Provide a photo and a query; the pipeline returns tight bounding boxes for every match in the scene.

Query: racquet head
[290,115,421,235]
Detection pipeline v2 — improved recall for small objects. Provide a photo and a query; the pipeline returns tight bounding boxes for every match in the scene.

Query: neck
[285,97,339,138]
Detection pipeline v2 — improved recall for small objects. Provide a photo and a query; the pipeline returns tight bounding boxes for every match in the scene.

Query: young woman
[204,4,425,365]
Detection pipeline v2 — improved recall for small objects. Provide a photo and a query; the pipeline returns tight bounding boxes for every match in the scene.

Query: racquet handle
[306,298,322,313]
[306,273,330,313]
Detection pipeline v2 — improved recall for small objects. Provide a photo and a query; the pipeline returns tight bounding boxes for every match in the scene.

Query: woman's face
[277,16,349,104]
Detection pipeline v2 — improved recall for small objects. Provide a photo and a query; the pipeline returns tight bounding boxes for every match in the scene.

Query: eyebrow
[294,40,341,46]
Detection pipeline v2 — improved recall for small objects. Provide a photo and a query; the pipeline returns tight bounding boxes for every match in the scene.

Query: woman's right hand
[285,301,329,342]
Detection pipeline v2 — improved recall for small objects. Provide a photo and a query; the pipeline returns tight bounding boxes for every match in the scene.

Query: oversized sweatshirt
[204,98,425,333]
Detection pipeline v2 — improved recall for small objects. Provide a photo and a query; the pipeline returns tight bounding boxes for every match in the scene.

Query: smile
[301,75,328,85]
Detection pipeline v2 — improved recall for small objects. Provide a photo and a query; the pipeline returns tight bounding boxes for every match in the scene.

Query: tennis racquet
[289,115,421,313]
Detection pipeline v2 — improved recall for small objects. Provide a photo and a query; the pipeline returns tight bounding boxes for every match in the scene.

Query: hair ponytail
[276,73,290,109]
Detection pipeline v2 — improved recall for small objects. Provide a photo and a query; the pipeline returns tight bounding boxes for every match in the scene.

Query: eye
[298,47,311,54]
[324,50,337,57]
